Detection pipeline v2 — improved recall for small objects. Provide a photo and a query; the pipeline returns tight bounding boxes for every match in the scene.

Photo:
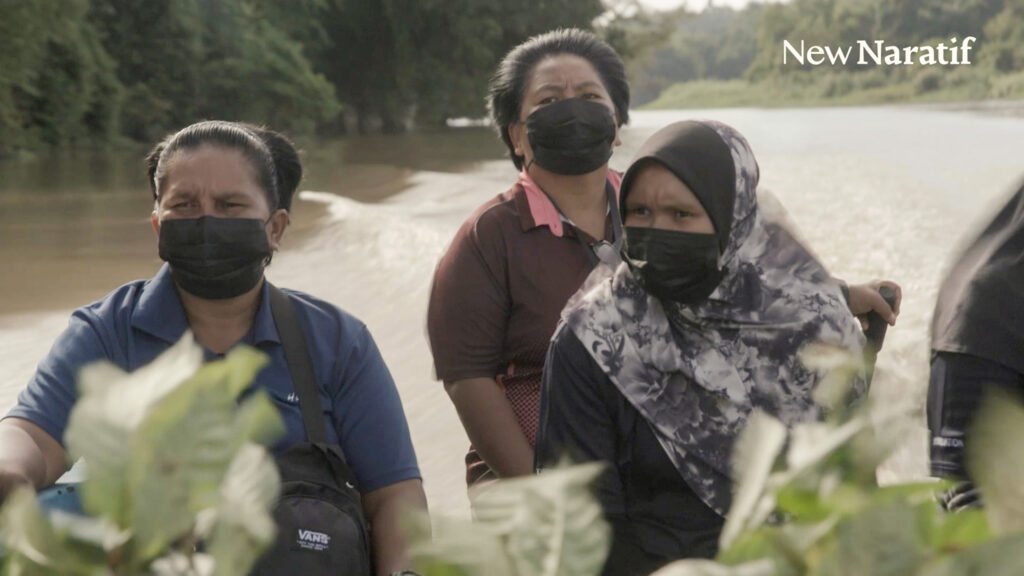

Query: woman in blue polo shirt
[0,121,425,575]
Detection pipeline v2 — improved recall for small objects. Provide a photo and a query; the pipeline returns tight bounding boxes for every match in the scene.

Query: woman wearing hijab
[535,120,869,574]
[928,183,1024,508]
[428,28,899,491]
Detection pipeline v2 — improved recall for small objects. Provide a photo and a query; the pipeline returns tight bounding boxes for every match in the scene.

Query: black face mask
[525,98,616,176]
[625,226,724,305]
[158,216,272,300]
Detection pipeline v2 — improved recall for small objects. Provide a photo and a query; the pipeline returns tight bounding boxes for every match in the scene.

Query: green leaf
[717,530,778,566]
[149,551,214,576]
[233,392,287,448]
[721,515,838,576]
[720,411,787,550]
[201,346,271,401]
[929,508,991,552]
[780,515,839,556]
[46,510,131,556]
[470,463,611,576]
[126,347,272,561]
[831,503,923,576]
[413,559,476,576]
[650,558,776,576]
[966,388,1024,535]
[65,332,204,525]
[820,482,872,517]
[3,334,282,575]
[918,531,1024,576]
[775,486,831,521]
[205,444,281,576]
[786,418,868,475]
[408,512,514,576]
[798,344,864,411]
[0,487,109,575]
[873,481,951,504]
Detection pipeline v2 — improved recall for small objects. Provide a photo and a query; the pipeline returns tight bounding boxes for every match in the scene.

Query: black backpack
[250,285,373,576]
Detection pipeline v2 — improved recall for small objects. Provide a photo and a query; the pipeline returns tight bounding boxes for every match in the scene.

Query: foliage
[0,0,121,155]
[635,0,1024,109]
[90,0,339,142]
[0,0,611,151]
[5,0,1022,148]
[653,349,1024,576]
[409,463,611,576]
[0,333,284,575]
[309,0,605,132]
[407,345,1024,576]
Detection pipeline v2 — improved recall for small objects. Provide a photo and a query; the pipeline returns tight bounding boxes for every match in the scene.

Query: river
[1,106,1022,518]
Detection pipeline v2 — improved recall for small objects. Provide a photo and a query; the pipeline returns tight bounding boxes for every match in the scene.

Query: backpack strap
[268,284,329,445]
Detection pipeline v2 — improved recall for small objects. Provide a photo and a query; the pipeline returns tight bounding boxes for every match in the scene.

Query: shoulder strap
[268,284,328,444]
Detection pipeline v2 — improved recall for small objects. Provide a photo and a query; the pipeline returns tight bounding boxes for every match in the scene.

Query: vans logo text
[297,529,331,551]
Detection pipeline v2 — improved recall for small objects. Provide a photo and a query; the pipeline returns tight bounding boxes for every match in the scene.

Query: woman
[535,120,873,574]
[427,29,899,489]
[0,121,426,575]
[427,28,631,487]
[928,182,1023,509]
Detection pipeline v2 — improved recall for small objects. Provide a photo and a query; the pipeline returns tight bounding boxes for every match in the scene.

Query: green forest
[2,0,1023,156]
[0,0,610,156]
[630,0,1024,108]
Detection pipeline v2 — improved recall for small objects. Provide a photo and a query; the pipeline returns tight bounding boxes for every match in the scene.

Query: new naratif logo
[783,37,977,66]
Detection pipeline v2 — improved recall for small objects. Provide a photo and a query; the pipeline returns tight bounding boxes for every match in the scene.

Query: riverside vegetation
[7,0,1023,158]
[627,0,1024,110]
[2,341,1022,575]
[0,0,617,156]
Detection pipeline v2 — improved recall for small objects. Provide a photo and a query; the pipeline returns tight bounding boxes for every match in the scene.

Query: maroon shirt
[428,171,620,486]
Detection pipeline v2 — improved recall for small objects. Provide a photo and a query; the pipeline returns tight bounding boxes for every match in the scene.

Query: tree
[310,0,605,133]
[0,0,120,154]
[90,0,338,142]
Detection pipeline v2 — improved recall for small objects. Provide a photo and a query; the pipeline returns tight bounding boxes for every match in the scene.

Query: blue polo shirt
[6,264,420,493]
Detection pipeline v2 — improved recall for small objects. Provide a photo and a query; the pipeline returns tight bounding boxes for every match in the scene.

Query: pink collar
[517,168,622,238]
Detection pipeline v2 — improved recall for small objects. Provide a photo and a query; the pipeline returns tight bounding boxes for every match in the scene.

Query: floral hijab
[562,120,866,515]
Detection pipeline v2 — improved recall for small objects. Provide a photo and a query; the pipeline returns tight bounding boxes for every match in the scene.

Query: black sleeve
[537,325,661,576]
[928,351,1024,480]
[536,324,625,509]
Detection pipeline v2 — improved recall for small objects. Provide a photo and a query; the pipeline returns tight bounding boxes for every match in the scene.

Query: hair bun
[244,124,302,211]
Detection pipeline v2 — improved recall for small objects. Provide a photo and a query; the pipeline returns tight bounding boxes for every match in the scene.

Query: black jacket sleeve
[536,324,663,576]
[928,351,1024,480]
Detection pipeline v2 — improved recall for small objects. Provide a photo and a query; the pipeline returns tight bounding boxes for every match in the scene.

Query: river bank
[645,73,1024,112]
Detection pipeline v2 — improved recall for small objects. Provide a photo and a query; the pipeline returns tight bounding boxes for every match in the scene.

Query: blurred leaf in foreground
[0,486,111,575]
[720,411,787,550]
[411,462,611,576]
[65,333,204,529]
[472,463,611,576]
[966,388,1024,535]
[650,558,775,576]
[1,333,284,574]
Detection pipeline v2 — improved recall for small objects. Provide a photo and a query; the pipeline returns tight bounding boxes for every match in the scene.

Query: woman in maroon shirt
[427,28,900,488]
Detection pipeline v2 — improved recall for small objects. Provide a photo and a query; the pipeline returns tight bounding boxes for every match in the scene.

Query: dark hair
[487,28,630,170]
[145,120,302,211]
